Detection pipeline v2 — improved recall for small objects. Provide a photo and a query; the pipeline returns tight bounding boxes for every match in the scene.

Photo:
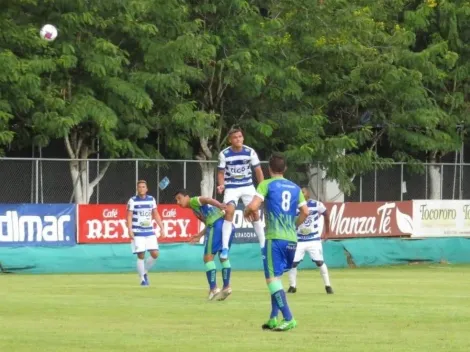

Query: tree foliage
[1,0,469,199]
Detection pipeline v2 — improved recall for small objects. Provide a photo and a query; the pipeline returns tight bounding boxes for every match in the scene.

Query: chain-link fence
[0,158,468,204]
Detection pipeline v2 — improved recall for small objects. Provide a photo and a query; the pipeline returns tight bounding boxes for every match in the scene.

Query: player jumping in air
[217,127,265,259]
[127,180,166,286]
[287,187,334,294]
[174,190,235,301]
[244,153,309,332]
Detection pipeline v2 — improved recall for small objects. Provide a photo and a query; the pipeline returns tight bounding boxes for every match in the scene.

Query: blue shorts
[262,239,297,279]
[204,218,235,255]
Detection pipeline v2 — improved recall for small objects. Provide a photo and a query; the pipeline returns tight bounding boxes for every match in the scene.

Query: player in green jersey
[174,190,235,301]
[244,152,309,331]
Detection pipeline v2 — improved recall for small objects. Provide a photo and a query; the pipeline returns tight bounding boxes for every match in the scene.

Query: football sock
[288,267,297,288]
[137,258,145,281]
[319,263,331,286]
[205,261,217,290]
[253,220,265,248]
[221,260,231,288]
[268,280,293,321]
[145,257,156,273]
[222,220,232,249]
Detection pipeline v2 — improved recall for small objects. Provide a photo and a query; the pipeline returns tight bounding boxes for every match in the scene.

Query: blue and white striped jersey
[217,145,261,189]
[127,195,157,237]
[296,199,327,241]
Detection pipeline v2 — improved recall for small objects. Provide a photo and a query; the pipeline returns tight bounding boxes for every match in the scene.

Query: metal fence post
[374,163,377,201]
[400,163,404,201]
[359,174,363,202]
[317,162,320,200]
[135,160,139,185]
[156,161,160,203]
[440,164,443,200]
[35,159,39,204]
[86,160,90,204]
[183,161,187,189]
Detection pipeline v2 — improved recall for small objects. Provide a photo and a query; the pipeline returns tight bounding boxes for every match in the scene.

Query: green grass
[1,265,470,352]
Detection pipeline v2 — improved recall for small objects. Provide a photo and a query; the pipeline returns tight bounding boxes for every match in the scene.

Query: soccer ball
[39,24,58,42]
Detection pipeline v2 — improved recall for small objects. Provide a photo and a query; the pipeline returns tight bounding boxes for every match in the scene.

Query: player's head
[136,180,148,196]
[228,127,244,148]
[174,189,191,208]
[301,187,310,199]
[268,152,287,175]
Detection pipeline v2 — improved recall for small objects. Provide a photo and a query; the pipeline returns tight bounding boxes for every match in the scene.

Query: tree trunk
[428,153,442,200]
[65,135,111,204]
[197,137,215,198]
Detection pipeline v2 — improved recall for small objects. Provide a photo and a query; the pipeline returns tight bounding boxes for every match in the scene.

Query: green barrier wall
[1,238,469,274]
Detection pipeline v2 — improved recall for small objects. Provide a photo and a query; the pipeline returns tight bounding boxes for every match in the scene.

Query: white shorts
[131,235,159,254]
[223,185,257,206]
[294,240,323,262]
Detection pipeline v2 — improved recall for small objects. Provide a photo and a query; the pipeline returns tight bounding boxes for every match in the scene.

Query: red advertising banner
[324,201,413,239]
[77,204,201,244]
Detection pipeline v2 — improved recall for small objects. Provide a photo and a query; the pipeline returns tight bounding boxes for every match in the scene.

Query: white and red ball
[39,24,58,41]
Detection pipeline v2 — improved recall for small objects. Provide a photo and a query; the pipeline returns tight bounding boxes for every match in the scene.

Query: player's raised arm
[296,191,309,227]
[217,151,226,194]
[250,149,264,184]
[126,198,135,239]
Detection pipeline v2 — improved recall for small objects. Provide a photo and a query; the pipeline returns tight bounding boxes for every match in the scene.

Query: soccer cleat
[140,280,149,287]
[325,286,334,294]
[208,288,223,301]
[287,286,297,293]
[273,319,297,332]
[143,273,149,285]
[220,248,229,259]
[217,287,232,301]
[261,318,278,330]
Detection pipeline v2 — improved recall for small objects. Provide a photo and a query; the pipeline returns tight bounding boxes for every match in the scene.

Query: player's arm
[126,199,134,239]
[198,196,227,210]
[244,180,266,219]
[251,149,264,184]
[217,152,226,194]
[190,226,206,243]
[296,191,309,227]
[151,199,166,236]
[319,202,330,239]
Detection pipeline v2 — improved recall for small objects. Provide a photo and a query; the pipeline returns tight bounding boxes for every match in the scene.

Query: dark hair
[228,126,243,137]
[269,152,286,173]
[137,180,147,185]
[173,189,190,197]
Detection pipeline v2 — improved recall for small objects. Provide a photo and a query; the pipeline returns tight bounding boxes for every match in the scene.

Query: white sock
[222,220,232,249]
[319,263,331,286]
[137,258,145,280]
[253,220,265,248]
[145,257,156,273]
[288,267,297,288]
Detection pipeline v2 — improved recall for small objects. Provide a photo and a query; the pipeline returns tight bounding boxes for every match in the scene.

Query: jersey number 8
[281,191,291,211]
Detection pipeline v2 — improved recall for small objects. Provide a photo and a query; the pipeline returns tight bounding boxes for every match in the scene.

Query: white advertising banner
[412,200,470,238]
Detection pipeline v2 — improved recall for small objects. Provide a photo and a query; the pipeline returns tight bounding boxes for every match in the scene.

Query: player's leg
[241,187,265,248]
[220,188,240,259]
[309,241,333,294]
[262,239,297,332]
[144,235,159,285]
[287,242,306,293]
[217,222,235,300]
[204,226,222,300]
[132,237,148,286]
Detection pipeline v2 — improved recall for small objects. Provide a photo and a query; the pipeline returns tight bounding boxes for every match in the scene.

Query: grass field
[1,265,470,352]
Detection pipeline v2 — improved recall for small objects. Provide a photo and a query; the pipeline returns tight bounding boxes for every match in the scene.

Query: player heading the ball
[127,180,166,287]
[244,152,309,332]
[217,127,265,259]
[175,190,235,301]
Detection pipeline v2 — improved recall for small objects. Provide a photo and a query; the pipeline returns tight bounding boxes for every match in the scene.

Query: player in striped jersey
[127,180,166,286]
[174,189,235,301]
[287,187,333,294]
[217,127,265,259]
